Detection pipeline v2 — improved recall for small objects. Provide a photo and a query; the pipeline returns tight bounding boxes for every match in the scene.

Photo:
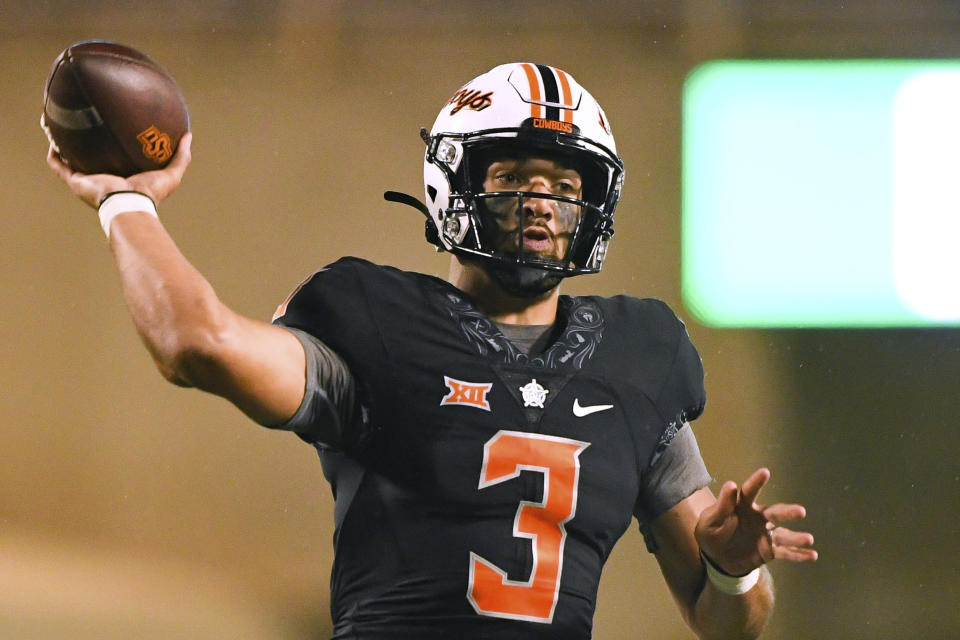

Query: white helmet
[397,62,624,279]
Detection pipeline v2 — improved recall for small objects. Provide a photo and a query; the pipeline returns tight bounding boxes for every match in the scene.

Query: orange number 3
[467,430,591,623]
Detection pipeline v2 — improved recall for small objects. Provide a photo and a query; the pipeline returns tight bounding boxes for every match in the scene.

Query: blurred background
[2,1,958,638]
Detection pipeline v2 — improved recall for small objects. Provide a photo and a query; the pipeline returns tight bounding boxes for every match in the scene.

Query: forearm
[690,566,774,640]
[108,210,226,385]
[46,134,299,412]
[104,208,307,425]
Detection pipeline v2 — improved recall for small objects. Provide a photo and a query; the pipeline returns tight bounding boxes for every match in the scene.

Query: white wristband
[98,192,158,238]
[701,552,761,595]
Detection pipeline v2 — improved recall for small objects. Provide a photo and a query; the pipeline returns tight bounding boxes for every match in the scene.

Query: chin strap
[383,190,430,217]
[383,190,443,249]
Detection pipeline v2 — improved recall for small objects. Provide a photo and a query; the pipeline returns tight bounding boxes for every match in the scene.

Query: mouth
[521,225,553,252]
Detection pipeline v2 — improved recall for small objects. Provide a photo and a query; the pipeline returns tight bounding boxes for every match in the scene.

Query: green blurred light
[682,60,960,328]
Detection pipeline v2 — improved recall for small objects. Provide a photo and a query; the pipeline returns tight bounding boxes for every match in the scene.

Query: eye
[495,172,522,187]
[556,180,579,194]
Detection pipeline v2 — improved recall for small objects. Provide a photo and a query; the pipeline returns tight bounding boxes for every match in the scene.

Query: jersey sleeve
[654,314,706,431]
[271,258,380,451]
[271,327,358,448]
[634,423,712,552]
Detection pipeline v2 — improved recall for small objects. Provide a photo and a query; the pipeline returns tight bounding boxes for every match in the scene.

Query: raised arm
[46,134,306,427]
[648,468,817,639]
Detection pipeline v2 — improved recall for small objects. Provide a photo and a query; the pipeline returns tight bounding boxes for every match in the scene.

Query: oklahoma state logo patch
[441,376,493,411]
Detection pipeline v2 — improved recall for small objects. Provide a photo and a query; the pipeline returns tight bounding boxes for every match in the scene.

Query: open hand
[46,131,192,209]
[695,468,817,577]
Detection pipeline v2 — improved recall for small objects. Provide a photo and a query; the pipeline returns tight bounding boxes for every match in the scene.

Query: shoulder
[580,294,706,420]
[273,257,431,322]
[271,257,450,356]
[300,256,422,290]
[583,294,694,354]
[600,294,685,329]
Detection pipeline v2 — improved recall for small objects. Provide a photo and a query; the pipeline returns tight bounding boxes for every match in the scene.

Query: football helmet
[391,63,624,284]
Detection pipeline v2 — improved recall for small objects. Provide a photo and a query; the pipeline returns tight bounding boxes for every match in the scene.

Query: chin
[487,263,564,298]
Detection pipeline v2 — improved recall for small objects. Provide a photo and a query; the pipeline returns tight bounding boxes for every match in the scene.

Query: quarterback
[47,62,817,638]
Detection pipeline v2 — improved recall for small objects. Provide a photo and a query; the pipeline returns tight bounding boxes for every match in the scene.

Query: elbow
[159,331,228,389]
[151,307,233,389]
[155,340,215,388]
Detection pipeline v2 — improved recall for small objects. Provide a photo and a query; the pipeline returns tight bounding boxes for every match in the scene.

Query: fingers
[164,131,193,188]
[701,469,819,570]
[763,502,807,525]
[763,498,816,562]
[714,480,739,519]
[46,144,99,208]
[163,131,193,176]
[175,131,193,162]
[127,131,192,203]
[770,525,819,563]
[695,481,738,533]
[740,467,770,506]
[775,546,819,563]
[770,525,815,550]
[46,144,73,181]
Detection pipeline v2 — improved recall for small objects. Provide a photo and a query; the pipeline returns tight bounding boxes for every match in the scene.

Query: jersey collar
[431,282,605,369]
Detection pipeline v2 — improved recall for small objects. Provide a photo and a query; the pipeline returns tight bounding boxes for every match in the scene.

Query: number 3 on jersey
[468,430,590,623]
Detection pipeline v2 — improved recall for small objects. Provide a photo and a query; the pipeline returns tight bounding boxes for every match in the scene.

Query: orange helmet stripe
[554,68,574,123]
[521,63,543,118]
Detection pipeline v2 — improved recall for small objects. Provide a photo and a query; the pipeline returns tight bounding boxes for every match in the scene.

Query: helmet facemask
[475,188,604,296]
[430,131,621,285]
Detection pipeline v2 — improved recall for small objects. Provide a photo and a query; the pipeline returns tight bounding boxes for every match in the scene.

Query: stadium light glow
[683,60,960,328]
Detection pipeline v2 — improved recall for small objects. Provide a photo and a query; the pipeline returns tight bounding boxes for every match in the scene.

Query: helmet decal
[448,88,494,115]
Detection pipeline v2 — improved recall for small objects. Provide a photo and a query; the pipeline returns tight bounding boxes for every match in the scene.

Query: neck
[448,257,560,325]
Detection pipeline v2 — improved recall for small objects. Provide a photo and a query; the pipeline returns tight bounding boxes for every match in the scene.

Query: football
[41,40,189,177]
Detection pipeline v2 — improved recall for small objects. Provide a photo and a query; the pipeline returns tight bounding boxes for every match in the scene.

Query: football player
[47,62,817,638]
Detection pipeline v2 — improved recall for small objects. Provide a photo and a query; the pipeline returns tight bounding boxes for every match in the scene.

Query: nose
[522,180,555,221]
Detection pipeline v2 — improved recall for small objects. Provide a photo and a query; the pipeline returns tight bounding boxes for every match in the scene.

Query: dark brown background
[2,2,958,638]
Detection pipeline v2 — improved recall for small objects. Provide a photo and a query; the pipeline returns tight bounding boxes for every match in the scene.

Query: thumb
[169,131,192,170]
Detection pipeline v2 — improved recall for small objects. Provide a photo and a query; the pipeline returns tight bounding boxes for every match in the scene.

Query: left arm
[648,469,817,639]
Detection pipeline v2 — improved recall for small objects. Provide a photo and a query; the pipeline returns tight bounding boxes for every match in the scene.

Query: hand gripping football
[42,40,189,177]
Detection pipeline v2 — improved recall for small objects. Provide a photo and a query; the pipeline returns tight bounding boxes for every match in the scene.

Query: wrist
[98,191,158,238]
[700,550,760,595]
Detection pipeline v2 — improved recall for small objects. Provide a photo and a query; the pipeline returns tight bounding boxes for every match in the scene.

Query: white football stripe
[44,99,103,130]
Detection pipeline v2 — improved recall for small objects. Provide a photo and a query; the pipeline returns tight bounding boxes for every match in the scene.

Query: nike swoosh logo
[573,399,614,417]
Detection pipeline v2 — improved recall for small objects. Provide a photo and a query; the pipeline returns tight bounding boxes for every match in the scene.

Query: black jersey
[273,257,706,639]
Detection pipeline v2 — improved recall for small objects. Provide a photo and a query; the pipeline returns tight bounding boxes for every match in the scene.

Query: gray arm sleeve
[635,424,712,553]
[270,327,357,448]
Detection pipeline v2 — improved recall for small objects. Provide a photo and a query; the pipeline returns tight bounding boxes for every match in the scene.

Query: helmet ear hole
[426,185,438,203]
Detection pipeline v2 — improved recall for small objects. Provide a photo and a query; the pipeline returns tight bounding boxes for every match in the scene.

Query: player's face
[481,157,583,263]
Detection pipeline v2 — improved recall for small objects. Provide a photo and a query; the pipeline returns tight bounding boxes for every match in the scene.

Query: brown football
[42,40,189,177]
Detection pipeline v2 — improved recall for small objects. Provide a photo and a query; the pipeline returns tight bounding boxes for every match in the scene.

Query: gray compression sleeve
[271,327,357,447]
[635,424,712,552]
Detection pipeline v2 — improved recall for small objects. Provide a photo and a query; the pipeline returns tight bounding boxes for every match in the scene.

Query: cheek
[485,199,519,228]
[554,203,581,233]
